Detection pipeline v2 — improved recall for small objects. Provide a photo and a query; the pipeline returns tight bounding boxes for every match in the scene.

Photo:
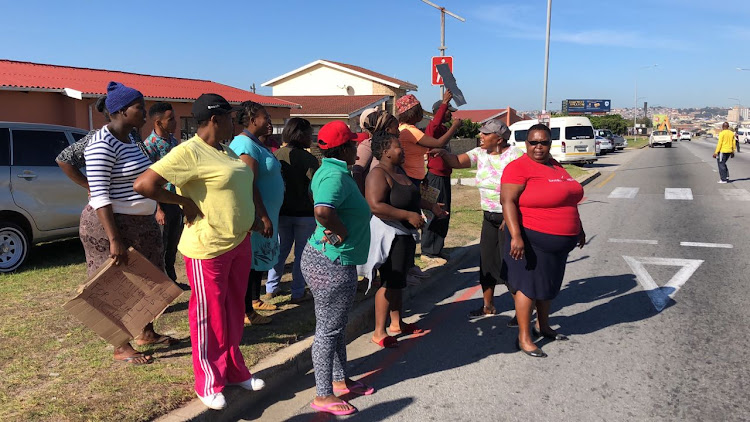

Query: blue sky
[3,0,749,111]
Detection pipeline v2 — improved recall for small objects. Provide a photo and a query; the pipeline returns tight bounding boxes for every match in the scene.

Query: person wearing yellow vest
[713,122,736,183]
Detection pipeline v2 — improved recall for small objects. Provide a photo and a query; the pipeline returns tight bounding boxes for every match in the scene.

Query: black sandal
[468,305,496,318]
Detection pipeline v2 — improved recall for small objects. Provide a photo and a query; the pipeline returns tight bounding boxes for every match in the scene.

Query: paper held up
[63,247,183,347]
[436,63,467,106]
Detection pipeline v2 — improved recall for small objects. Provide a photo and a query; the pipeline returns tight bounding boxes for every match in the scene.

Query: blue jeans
[266,216,317,298]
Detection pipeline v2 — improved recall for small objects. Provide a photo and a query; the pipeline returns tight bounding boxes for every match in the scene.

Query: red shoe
[371,335,398,348]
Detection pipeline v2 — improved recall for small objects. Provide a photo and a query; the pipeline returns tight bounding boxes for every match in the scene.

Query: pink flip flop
[333,380,375,396]
[310,400,357,416]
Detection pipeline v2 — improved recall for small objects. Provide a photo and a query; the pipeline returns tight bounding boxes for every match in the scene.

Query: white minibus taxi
[508,116,597,164]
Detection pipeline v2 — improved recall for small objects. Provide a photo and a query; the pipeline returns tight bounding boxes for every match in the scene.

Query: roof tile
[275,95,388,116]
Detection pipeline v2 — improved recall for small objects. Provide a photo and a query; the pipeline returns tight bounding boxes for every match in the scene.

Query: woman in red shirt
[500,124,586,358]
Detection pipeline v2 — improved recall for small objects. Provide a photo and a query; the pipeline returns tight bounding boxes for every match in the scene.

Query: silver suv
[0,122,89,272]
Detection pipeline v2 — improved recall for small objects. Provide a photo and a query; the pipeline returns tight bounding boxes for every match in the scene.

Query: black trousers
[245,270,265,313]
[479,211,507,289]
[421,172,452,256]
[160,203,184,282]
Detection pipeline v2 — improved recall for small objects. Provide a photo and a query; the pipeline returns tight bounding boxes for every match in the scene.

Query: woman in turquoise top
[301,121,372,416]
[229,101,285,325]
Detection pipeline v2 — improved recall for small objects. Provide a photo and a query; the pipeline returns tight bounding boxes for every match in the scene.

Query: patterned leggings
[300,243,358,397]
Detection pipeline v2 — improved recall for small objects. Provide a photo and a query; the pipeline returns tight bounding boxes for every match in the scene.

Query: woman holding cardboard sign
[80,81,177,366]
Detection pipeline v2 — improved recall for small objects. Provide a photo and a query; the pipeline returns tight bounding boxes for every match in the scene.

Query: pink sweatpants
[184,236,252,398]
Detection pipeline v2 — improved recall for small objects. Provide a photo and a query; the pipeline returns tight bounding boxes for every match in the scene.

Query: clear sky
[3,0,749,111]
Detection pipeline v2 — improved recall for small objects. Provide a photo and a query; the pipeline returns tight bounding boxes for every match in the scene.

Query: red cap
[317,120,368,149]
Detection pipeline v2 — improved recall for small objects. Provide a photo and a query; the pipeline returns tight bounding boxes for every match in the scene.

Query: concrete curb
[576,170,601,186]
[156,239,480,422]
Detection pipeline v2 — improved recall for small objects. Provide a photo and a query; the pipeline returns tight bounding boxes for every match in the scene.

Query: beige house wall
[271,65,376,96]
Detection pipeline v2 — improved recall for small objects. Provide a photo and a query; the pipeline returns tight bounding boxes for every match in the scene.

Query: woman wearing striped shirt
[80,81,176,365]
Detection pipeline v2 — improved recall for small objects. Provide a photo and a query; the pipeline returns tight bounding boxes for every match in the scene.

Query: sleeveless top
[376,165,422,229]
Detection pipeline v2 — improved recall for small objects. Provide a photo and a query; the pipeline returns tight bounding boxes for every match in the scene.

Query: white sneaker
[197,392,226,410]
[718,180,728,184]
[234,376,265,391]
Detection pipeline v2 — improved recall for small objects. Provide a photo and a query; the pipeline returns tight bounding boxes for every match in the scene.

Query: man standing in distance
[143,102,183,283]
[714,122,735,184]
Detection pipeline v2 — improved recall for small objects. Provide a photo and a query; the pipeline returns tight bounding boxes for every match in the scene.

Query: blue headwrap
[105,81,143,113]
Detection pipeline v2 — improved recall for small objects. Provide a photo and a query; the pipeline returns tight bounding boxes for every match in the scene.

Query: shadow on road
[17,237,85,272]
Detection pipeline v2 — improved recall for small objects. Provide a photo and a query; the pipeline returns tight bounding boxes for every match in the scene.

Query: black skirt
[503,226,577,300]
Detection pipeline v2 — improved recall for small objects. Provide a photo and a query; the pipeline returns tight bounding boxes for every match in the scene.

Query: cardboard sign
[63,247,183,346]
[435,63,467,106]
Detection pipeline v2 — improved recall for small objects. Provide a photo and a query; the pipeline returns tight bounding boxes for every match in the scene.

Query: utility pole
[421,0,465,97]
[542,0,552,113]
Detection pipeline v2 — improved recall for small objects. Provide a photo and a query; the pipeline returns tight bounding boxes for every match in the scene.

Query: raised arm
[429,149,472,169]
[415,120,461,149]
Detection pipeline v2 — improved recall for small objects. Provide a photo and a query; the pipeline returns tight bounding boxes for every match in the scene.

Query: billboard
[562,99,611,114]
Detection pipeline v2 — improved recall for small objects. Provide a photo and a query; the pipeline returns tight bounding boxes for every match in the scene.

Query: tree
[455,119,481,139]
[636,116,653,128]
[588,114,630,134]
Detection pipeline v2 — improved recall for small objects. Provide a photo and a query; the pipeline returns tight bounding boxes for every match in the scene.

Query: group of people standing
[59,79,587,415]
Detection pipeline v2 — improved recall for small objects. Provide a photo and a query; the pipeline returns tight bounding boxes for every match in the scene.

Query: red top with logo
[501,154,583,236]
[425,103,452,176]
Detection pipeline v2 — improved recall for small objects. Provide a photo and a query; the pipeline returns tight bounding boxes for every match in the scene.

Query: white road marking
[680,242,733,249]
[719,189,750,201]
[608,187,639,199]
[623,256,704,312]
[608,238,658,245]
[664,188,693,200]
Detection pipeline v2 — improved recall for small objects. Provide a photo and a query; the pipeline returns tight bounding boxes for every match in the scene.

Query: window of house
[12,130,70,166]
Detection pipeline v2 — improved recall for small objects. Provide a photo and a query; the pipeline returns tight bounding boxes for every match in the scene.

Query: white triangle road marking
[622,256,704,312]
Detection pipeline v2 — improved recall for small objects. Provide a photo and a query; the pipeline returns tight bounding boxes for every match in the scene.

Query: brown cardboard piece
[63,247,183,346]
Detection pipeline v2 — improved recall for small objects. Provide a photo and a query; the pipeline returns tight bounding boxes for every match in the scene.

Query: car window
[514,130,527,142]
[565,126,593,140]
[550,128,560,140]
[71,132,87,142]
[654,131,667,135]
[0,128,10,166]
[12,130,70,166]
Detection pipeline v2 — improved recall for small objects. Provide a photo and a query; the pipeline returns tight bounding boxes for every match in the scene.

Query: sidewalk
[157,169,600,422]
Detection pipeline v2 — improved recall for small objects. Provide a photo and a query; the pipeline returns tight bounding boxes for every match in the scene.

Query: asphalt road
[244,140,750,422]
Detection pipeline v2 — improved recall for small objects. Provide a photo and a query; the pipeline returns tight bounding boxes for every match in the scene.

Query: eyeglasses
[527,140,552,146]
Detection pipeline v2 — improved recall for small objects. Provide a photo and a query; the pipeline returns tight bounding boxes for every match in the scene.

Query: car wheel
[0,222,29,273]
[666,143,672,148]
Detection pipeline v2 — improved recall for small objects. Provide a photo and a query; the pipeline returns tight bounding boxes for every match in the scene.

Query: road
[242,139,750,421]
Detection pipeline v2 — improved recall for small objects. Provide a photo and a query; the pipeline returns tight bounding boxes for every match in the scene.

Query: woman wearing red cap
[301,121,373,416]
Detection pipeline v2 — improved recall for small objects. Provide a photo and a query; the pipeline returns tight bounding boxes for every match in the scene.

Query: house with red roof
[262,59,418,131]
[0,60,299,139]
[452,107,531,127]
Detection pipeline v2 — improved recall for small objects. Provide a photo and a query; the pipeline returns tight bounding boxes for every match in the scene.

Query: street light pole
[634,64,658,138]
[542,0,552,113]
[421,0,465,97]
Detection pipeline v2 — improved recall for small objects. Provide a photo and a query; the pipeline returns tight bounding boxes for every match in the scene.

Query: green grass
[451,164,477,180]
[562,164,589,179]
[625,136,649,149]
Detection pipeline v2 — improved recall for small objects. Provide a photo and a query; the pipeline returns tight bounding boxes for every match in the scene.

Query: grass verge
[625,136,649,149]
[562,164,589,179]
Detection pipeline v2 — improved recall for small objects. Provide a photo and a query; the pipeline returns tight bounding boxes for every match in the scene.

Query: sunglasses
[527,140,552,146]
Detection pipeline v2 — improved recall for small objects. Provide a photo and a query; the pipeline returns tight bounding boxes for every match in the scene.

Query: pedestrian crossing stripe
[608,187,639,199]
[664,188,693,200]
[718,189,750,201]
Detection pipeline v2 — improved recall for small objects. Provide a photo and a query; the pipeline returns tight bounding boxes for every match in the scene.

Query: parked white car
[509,116,597,164]
[680,131,692,141]
[0,122,89,272]
[595,136,613,155]
[670,129,679,142]
[650,130,672,148]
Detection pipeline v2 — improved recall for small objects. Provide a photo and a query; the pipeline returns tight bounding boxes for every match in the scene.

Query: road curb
[576,170,601,186]
[156,238,481,422]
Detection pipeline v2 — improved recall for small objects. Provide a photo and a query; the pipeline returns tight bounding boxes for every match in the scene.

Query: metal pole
[634,78,638,138]
[440,9,446,97]
[541,0,552,113]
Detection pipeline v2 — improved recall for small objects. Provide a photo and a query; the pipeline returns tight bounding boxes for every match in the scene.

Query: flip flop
[333,380,375,396]
[310,400,357,416]
[116,353,154,365]
[136,335,179,346]
[390,323,426,335]
[371,335,398,348]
